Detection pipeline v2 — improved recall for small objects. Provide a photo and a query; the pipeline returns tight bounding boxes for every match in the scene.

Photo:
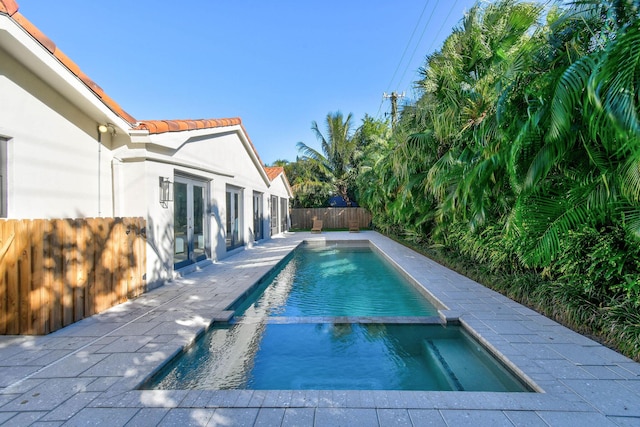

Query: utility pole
[383,91,405,129]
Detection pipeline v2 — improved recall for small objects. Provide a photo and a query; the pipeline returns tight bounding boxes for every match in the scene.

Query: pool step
[234,316,445,324]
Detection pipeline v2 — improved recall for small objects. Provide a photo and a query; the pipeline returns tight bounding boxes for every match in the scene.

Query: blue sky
[18,0,477,164]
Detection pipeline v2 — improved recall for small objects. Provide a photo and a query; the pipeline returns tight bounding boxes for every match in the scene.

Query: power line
[400,0,460,93]
[385,0,432,94]
[395,1,440,93]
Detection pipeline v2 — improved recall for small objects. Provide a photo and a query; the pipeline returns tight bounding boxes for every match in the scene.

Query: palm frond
[590,20,640,136]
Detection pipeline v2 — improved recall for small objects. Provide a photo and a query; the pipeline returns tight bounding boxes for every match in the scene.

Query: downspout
[97,124,115,217]
[97,126,104,217]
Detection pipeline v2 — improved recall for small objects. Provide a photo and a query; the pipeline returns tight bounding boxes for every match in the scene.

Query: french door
[226,187,243,250]
[253,192,263,241]
[174,176,208,269]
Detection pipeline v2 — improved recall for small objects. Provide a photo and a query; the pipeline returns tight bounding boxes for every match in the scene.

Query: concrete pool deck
[0,231,638,426]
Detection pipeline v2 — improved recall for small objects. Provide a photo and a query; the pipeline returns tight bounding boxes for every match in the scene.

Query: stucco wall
[0,48,116,219]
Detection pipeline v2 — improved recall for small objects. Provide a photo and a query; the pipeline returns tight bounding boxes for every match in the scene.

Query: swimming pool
[144,241,532,392]
[232,241,439,318]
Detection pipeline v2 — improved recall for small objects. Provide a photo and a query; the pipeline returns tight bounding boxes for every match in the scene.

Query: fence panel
[0,217,146,335]
[290,208,372,230]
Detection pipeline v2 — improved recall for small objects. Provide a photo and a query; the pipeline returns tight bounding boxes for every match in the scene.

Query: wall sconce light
[159,176,173,205]
[97,123,116,136]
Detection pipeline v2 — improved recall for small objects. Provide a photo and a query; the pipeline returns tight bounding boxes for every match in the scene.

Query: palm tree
[297,111,358,205]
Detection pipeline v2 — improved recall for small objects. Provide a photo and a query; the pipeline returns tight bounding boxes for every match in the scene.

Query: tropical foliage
[290,112,390,206]
[352,0,640,360]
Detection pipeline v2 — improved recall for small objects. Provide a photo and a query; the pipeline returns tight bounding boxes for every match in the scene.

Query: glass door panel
[192,185,205,261]
[174,177,208,268]
[270,195,278,236]
[226,187,243,250]
[174,182,188,265]
[253,192,263,241]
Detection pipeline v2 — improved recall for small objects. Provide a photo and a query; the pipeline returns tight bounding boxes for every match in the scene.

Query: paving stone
[607,415,640,426]
[407,409,448,426]
[63,408,139,427]
[31,353,109,379]
[0,378,94,412]
[1,410,46,426]
[537,410,619,426]
[563,379,640,417]
[156,408,215,426]
[94,335,154,353]
[0,365,43,388]
[440,409,515,426]
[377,408,412,426]
[0,411,18,424]
[40,392,101,422]
[254,407,285,426]
[281,407,315,426]
[504,410,549,426]
[209,408,259,426]
[317,407,381,426]
[123,407,169,426]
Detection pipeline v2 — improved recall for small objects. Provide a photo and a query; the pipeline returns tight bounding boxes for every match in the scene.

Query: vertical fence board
[86,218,98,317]
[60,220,74,327]
[95,219,110,314]
[49,219,63,331]
[0,223,7,334]
[17,220,31,334]
[41,220,53,334]
[73,219,86,322]
[115,218,128,304]
[30,220,45,335]
[4,221,19,334]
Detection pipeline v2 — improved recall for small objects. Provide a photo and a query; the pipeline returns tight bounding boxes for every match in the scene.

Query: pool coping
[0,231,638,426]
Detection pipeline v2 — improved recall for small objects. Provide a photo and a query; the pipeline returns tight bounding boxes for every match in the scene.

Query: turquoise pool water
[148,322,528,391]
[233,242,438,317]
[144,242,531,392]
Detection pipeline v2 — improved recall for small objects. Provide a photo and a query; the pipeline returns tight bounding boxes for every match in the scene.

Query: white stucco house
[0,0,292,288]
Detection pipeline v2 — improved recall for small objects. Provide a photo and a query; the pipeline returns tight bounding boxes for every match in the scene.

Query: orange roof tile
[264,166,284,181]
[0,0,19,16]
[133,118,244,135]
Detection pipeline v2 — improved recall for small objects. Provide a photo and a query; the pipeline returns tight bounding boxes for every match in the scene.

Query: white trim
[0,15,131,132]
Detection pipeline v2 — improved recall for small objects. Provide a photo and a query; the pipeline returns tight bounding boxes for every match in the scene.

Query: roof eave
[0,10,135,132]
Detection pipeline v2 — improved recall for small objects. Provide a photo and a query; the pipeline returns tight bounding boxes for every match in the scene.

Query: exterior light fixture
[97,123,116,135]
[159,176,173,205]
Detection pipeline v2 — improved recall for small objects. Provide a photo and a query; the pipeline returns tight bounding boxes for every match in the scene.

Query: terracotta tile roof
[264,166,285,182]
[0,0,18,16]
[1,1,137,124]
[2,1,283,184]
[133,118,243,135]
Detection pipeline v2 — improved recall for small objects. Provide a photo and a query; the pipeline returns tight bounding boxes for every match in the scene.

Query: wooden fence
[0,217,146,335]
[290,208,372,230]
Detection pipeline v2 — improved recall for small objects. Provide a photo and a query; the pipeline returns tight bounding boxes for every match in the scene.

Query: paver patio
[0,231,639,426]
